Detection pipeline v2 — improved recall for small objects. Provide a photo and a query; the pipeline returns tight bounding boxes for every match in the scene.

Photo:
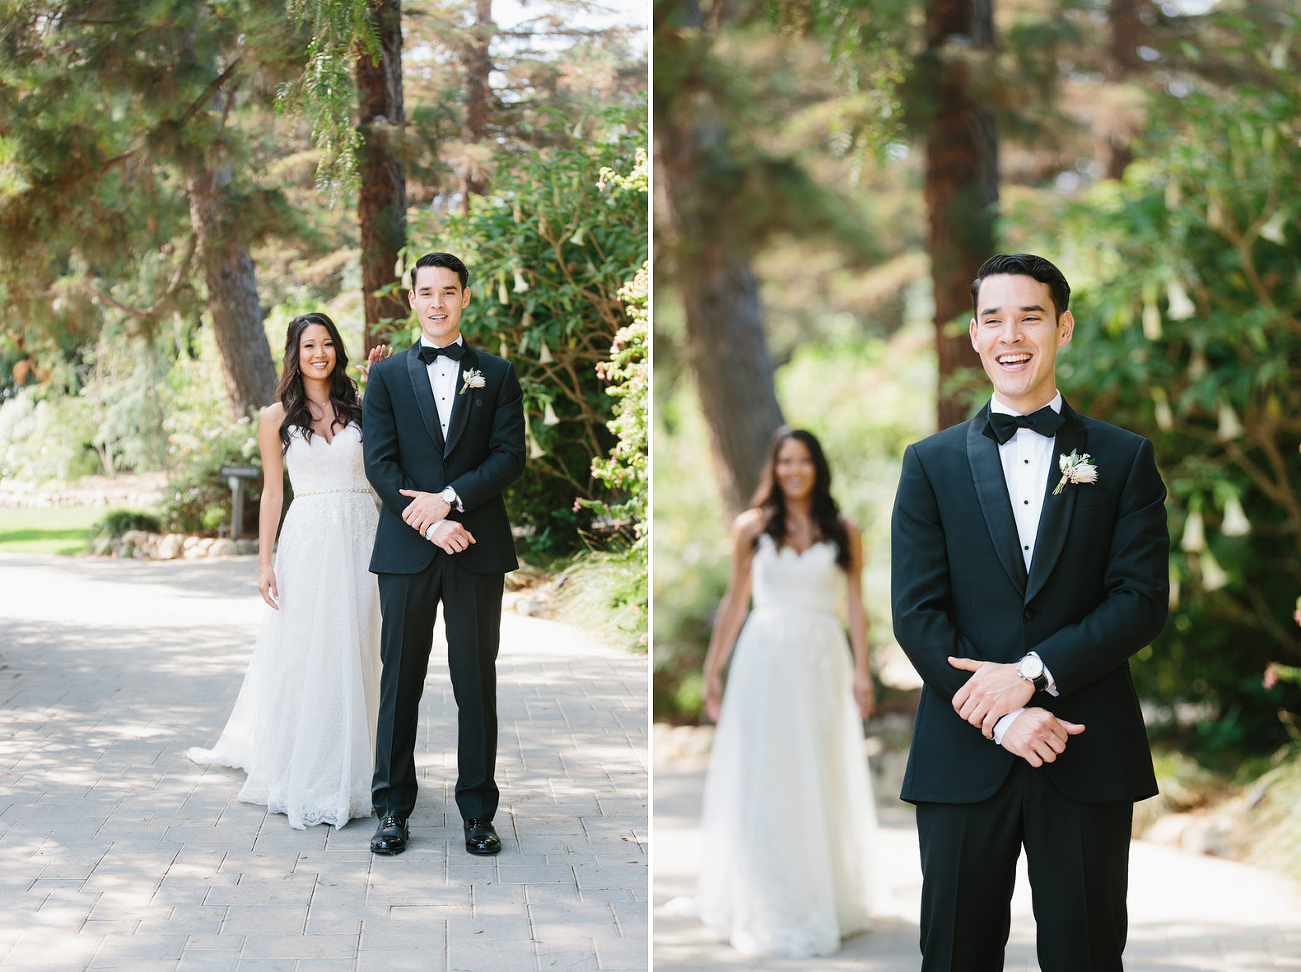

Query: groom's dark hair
[412,251,470,290]
[971,253,1071,322]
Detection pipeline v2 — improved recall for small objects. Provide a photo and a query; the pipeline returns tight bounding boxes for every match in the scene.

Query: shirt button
[1024,459,1029,464]
[1023,500,1029,505]
[1024,545,1029,550]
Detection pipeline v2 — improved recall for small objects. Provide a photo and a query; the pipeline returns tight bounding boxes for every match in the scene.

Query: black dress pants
[372,552,504,821]
[915,762,1133,972]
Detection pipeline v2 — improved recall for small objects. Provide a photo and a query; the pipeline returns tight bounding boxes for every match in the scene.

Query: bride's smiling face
[298,323,337,382]
[775,438,816,502]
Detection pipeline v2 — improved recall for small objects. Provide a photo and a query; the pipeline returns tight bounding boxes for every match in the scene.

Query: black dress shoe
[371,815,409,855]
[463,818,502,855]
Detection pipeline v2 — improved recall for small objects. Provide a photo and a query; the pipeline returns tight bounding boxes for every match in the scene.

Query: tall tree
[654,0,784,515]
[0,0,285,416]
[459,0,494,208]
[916,0,998,430]
[354,0,408,351]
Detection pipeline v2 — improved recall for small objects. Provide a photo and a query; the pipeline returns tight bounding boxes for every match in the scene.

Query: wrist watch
[440,486,458,508]
[1017,653,1048,692]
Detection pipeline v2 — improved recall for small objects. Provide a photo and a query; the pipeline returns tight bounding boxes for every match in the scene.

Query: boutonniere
[1053,450,1099,495]
[459,368,485,395]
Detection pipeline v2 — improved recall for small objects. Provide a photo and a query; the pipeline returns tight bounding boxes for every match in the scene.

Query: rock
[183,544,207,559]
[209,538,238,558]
[197,538,216,552]
[121,530,144,547]
[236,539,259,556]
[514,596,547,618]
[182,536,200,551]
[156,534,184,560]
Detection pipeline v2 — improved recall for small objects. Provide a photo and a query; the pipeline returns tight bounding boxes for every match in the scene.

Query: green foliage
[159,415,262,535]
[401,114,649,549]
[278,0,380,195]
[581,257,648,546]
[1057,35,1301,754]
[0,385,100,483]
[552,546,649,653]
[90,509,163,544]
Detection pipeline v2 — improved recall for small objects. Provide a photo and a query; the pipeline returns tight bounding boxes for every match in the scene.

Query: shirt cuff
[424,519,446,542]
[1026,651,1059,696]
[993,709,1025,746]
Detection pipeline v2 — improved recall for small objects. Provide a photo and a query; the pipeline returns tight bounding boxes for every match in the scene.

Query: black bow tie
[418,342,465,364]
[988,406,1063,445]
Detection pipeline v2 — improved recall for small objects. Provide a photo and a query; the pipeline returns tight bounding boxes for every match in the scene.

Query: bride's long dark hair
[751,427,850,568]
[277,313,363,453]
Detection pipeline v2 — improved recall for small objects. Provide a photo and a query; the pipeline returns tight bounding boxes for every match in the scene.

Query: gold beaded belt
[292,487,374,497]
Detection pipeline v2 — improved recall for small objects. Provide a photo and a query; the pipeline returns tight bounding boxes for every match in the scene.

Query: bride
[188,313,384,829]
[697,427,882,956]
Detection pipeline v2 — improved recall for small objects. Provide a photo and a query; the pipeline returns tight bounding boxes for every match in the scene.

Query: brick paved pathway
[0,553,647,972]
[655,744,1301,971]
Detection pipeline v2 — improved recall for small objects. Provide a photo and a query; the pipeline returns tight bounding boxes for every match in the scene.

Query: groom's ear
[461,287,472,308]
[1056,310,1075,348]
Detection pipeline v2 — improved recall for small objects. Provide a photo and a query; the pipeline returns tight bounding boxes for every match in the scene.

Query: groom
[891,254,1169,971]
[363,251,525,856]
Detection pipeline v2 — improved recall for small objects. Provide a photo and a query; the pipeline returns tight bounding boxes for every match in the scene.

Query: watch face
[1019,656,1044,679]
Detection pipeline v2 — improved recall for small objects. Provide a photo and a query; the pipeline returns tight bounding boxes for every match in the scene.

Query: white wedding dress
[699,533,882,956]
[188,422,381,829]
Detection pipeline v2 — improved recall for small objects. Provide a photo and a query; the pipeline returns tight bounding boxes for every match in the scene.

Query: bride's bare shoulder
[259,402,286,429]
[732,508,767,541]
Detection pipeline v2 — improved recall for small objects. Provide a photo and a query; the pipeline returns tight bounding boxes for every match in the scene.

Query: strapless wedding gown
[188,422,381,829]
[699,534,881,956]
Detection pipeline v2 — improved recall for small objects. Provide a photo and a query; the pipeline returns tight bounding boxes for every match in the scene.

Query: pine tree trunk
[460,0,493,209]
[680,254,785,516]
[656,29,786,517]
[355,0,407,352]
[187,167,278,418]
[923,0,999,431]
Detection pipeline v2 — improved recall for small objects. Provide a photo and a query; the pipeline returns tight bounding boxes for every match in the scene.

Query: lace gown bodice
[284,422,372,496]
[749,534,840,616]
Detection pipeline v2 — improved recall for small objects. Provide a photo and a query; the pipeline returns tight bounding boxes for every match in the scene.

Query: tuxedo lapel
[1025,400,1086,603]
[442,346,477,457]
[966,406,1028,595]
[404,343,446,453]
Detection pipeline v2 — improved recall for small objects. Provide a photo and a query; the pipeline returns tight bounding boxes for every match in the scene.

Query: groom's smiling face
[410,265,473,346]
[970,273,1075,414]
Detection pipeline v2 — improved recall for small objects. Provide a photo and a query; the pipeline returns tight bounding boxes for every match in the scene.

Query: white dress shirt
[989,391,1060,744]
[421,335,463,438]
[419,336,464,540]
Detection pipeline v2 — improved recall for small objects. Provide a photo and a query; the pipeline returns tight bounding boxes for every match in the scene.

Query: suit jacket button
[1023,607,1036,621]
[443,458,451,466]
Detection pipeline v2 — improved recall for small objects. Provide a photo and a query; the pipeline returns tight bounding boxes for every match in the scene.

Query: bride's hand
[258,564,279,610]
[357,343,391,381]
[704,673,724,724]
[853,671,876,720]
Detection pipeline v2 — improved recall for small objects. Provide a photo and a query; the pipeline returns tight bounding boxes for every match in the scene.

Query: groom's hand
[999,708,1085,767]
[399,489,452,533]
[948,657,1035,738]
[428,520,476,555]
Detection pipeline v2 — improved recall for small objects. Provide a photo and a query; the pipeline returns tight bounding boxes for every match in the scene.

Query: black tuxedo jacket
[363,341,525,576]
[891,399,1169,806]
